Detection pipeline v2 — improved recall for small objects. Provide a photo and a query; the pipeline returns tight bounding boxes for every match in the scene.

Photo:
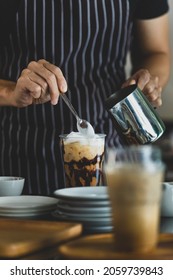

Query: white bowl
[0,176,25,196]
[161,182,173,217]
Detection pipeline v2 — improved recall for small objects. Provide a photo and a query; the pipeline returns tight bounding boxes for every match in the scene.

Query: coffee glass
[60,133,106,187]
[104,145,165,253]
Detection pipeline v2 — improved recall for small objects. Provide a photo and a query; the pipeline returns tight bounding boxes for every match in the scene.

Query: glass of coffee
[60,133,106,187]
[104,145,165,253]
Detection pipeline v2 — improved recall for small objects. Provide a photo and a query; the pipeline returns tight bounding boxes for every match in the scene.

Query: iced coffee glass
[60,133,106,187]
[104,145,165,253]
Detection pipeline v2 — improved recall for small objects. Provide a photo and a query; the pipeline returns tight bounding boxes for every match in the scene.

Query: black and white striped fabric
[0,0,169,195]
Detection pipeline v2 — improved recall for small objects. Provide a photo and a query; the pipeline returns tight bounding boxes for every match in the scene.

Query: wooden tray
[58,233,173,260]
[0,218,82,258]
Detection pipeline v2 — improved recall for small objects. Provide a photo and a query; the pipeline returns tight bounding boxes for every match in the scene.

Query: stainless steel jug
[105,85,165,145]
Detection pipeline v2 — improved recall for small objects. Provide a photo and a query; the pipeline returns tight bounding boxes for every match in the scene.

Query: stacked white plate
[0,196,59,218]
[53,186,113,233]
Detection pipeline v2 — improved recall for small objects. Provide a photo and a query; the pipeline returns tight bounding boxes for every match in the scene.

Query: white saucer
[0,196,58,211]
[57,201,111,216]
[0,210,52,218]
[57,198,110,207]
[0,205,56,214]
[56,208,112,219]
[52,210,112,226]
[53,186,109,201]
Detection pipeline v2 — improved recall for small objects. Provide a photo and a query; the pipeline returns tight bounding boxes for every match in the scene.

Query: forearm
[132,51,171,88]
[131,14,171,90]
[0,79,16,106]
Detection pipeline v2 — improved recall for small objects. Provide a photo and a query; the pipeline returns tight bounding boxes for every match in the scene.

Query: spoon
[60,93,95,137]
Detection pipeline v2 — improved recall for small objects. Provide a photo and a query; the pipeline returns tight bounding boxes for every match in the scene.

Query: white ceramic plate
[57,201,111,216]
[0,210,52,218]
[57,198,110,207]
[0,205,56,214]
[52,210,112,226]
[56,207,112,219]
[0,196,58,211]
[53,186,109,201]
[0,204,57,214]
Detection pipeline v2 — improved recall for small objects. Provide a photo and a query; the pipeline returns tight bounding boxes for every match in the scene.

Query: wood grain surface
[0,218,82,258]
[58,233,173,260]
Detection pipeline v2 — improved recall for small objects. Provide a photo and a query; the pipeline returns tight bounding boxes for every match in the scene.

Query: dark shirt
[134,0,169,19]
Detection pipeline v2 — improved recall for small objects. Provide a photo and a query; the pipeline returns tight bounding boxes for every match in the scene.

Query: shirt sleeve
[134,0,169,19]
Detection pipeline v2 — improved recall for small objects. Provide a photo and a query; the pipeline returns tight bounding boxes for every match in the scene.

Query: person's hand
[12,59,67,107]
[122,69,162,107]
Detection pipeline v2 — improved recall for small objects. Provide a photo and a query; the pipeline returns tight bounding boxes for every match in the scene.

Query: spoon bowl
[61,93,95,137]
[77,119,95,137]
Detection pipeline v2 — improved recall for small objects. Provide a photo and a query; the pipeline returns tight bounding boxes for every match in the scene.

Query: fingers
[17,59,67,106]
[21,69,47,99]
[27,59,67,105]
[122,69,150,89]
[135,69,151,90]
[142,77,158,93]
[144,85,162,107]
[122,69,163,108]
[141,76,162,107]
[39,59,67,92]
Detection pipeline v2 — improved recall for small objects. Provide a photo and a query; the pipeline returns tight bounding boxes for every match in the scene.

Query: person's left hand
[122,69,162,108]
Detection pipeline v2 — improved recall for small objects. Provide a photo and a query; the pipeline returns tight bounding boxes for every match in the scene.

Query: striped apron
[0,0,133,195]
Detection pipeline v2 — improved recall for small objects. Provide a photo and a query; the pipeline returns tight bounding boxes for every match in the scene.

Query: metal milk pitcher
[105,85,165,145]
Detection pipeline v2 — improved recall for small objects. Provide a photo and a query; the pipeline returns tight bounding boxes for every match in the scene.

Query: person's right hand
[12,59,67,107]
[121,69,162,108]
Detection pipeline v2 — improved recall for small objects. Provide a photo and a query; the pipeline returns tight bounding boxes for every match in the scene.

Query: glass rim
[59,133,106,139]
[104,145,165,171]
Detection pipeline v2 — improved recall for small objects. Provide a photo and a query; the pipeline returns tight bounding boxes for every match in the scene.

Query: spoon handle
[60,93,80,122]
